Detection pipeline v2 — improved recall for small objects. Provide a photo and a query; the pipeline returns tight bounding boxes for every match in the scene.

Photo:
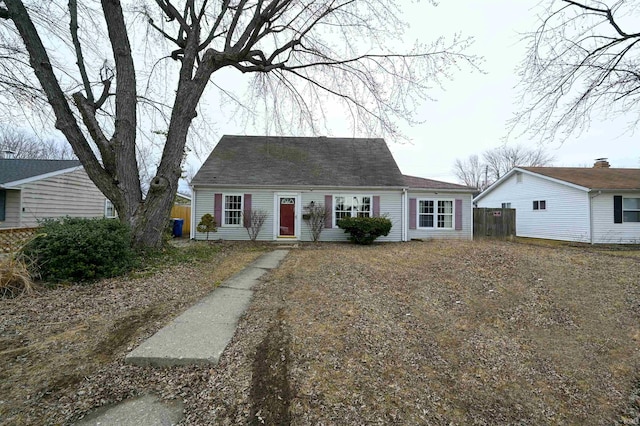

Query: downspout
[402,188,408,242]
[18,189,23,227]
[190,186,196,240]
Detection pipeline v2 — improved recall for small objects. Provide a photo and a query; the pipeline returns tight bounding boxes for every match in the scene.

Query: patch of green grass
[135,242,222,271]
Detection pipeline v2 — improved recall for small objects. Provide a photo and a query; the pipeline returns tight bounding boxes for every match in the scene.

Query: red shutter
[409,198,416,230]
[214,193,222,225]
[244,194,252,213]
[455,199,463,231]
[325,195,333,228]
[372,196,380,217]
[243,194,252,227]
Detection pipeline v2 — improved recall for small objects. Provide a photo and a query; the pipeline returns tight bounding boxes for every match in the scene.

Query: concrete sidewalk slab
[75,395,183,426]
[125,250,288,367]
[219,266,267,290]
[251,249,289,269]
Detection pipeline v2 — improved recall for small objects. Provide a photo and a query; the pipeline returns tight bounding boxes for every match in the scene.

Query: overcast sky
[185,0,638,187]
[388,0,639,182]
[8,1,637,189]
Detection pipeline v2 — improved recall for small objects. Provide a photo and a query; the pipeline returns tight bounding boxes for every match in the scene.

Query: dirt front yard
[1,240,639,425]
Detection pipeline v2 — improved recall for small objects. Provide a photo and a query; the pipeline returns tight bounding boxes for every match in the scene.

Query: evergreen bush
[22,217,135,283]
[336,216,392,245]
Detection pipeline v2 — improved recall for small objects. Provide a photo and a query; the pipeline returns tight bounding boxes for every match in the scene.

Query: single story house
[473,161,640,244]
[190,135,475,242]
[0,159,113,228]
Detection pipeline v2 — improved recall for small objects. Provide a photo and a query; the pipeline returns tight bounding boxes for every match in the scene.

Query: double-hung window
[623,198,640,222]
[224,195,243,226]
[104,199,116,218]
[334,195,371,223]
[418,199,453,229]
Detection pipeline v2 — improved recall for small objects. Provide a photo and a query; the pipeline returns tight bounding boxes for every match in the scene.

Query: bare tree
[0,0,479,248]
[453,145,554,189]
[452,154,484,190]
[243,209,267,241]
[512,1,640,141]
[303,202,330,242]
[483,145,554,181]
[0,126,75,159]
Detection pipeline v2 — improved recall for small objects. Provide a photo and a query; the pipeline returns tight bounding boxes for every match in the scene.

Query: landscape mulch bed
[1,240,639,425]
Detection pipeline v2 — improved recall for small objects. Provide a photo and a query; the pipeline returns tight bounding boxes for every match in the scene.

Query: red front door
[279,197,295,236]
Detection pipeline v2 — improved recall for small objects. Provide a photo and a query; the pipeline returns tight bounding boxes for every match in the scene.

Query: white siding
[15,169,107,227]
[0,189,21,228]
[591,192,640,244]
[407,192,473,240]
[193,188,404,242]
[476,172,591,242]
[193,189,274,241]
[302,190,403,242]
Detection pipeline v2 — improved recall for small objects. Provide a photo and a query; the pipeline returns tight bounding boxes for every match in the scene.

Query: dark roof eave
[589,188,640,192]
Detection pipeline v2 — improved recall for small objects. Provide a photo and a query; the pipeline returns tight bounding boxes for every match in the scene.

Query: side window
[104,199,116,218]
[623,198,640,222]
[533,200,546,211]
[417,199,453,229]
[224,195,243,225]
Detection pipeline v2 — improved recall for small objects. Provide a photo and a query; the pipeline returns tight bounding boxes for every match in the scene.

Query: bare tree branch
[512,0,640,142]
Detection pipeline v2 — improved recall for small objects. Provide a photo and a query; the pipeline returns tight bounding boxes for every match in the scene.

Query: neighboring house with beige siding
[474,161,640,244]
[0,159,112,228]
[190,136,475,242]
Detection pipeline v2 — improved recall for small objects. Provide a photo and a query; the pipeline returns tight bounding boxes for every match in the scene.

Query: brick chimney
[593,158,610,168]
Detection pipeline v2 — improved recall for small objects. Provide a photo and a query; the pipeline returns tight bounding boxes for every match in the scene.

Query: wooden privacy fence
[0,227,40,253]
[473,208,516,240]
[170,205,191,235]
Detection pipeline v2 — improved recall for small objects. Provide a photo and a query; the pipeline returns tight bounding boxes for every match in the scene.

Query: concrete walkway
[75,395,183,426]
[125,249,289,367]
[74,249,289,425]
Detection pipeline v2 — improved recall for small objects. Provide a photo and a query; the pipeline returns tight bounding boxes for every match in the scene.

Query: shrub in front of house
[22,217,135,283]
[336,216,392,245]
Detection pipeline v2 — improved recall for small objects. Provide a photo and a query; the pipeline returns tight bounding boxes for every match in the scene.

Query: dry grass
[1,240,638,425]
[0,254,34,299]
[249,240,640,425]
[0,241,267,425]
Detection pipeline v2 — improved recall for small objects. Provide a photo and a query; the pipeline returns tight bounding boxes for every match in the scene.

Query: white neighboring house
[190,135,476,242]
[474,161,640,244]
[0,159,113,228]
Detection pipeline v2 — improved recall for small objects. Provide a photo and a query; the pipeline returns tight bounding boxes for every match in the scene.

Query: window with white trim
[224,194,243,226]
[418,199,453,229]
[501,202,511,208]
[334,195,371,223]
[104,199,116,218]
[623,198,640,222]
[533,200,546,211]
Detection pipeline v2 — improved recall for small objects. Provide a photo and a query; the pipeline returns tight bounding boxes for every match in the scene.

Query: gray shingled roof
[0,159,81,185]
[191,135,406,187]
[403,175,476,191]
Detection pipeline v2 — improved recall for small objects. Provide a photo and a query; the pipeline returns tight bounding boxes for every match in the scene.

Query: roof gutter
[191,183,476,193]
[191,183,408,191]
